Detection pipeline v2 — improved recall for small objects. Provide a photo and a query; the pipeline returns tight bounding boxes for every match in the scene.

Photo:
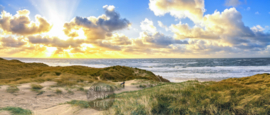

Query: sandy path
[0,111,11,115]
[0,80,143,115]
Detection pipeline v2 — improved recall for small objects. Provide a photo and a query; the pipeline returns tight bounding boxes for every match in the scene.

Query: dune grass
[55,89,62,94]
[0,106,32,115]
[31,84,43,90]
[102,74,270,115]
[131,79,165,88]
[0,58,169,85]
[6,85,19,93]
[66,100,90,108]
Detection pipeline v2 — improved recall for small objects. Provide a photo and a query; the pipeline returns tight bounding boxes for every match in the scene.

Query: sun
[29,0,81,40]
[47,18,87,40]
[47,19,69,40]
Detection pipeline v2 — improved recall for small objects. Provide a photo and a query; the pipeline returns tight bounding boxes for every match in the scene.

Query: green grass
[66,100,90,108]
[77,87,84,91]
[0,106,32,115]
[6,85,19,93]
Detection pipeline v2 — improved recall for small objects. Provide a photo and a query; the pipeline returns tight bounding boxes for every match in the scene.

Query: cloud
[140,18,157,34]
[255,11,259,15]
[170,7,270,52]
[139,32,188,47]
[225,0,241,7]
[107,33,132,46]
[1,3,270,58]
[0,9,52,35]
[63,5,131,40]
[0,5,4,12]
[171,8,254,40]
[251,25,265,32]
[149,0,205,22]
[0,36,26,47]
[157,21,168,31]
[28,35,84,48]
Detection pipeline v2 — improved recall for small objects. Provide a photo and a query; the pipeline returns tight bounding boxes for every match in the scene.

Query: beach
[1,58,270,114]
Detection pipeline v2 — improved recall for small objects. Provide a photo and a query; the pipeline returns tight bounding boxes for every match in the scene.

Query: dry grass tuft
[31,84,43,90]
[6,85,19,93]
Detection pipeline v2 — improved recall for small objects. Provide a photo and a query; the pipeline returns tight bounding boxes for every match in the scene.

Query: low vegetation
[0,106,32,115]
[31,83,43,90]
[6,85,19,93]
[67,90,74,95]
[132,79,165,88]
[55,89,62,94]
[102,73,270,115]
[66,100,90,108]
[0,58,169,85]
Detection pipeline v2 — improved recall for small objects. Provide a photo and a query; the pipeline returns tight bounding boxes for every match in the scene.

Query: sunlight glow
[45,47,57,57]
[74,29,87,39]
[47,20,69,40]
[29,0,80,40]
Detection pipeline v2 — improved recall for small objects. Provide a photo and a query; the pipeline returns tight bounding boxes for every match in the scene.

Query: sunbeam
[29,0,81,40]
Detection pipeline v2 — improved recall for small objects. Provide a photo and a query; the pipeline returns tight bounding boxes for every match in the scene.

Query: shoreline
[3,57,270,84]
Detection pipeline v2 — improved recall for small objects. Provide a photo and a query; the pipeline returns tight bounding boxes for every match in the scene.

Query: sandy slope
[0,80,142,115]
[0,111,11,115]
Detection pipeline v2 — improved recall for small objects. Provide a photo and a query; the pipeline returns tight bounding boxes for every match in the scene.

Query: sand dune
[0,80,142,115]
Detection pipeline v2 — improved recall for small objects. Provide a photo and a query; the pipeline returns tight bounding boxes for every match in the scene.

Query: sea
[4,58,270,82]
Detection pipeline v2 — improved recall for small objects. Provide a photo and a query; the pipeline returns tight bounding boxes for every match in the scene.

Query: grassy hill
[0,58,169,85]
[99,73,270,115]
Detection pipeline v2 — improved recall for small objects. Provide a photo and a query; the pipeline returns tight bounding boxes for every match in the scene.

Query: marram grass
[102,74,270,115]
[0,58,169,85]
[0,106,32,115]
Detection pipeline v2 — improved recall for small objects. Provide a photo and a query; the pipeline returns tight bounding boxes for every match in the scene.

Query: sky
[0,0,269,58]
